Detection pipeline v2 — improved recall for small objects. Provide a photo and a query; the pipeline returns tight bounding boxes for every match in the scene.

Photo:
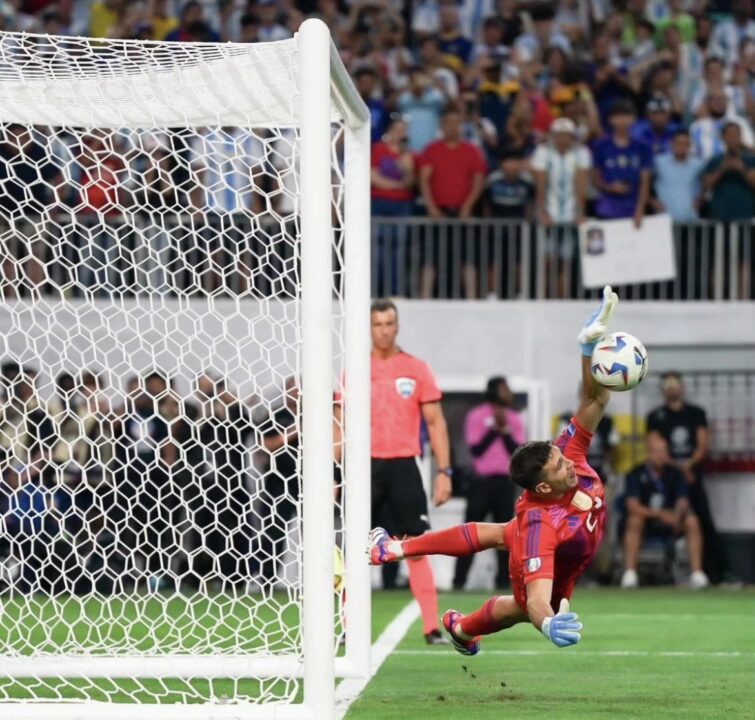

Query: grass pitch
[0,586,752,716]
[347,588,755,720]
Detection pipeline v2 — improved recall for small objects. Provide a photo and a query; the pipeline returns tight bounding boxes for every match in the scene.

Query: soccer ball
[591,332,649,392]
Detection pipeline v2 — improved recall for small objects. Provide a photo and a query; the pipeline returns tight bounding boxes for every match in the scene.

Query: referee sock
[407,556,439,635]
[402,523,482,558]
[458,596,504,638]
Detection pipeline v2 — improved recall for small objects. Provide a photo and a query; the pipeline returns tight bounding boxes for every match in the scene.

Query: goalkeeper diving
[369,286,620,653]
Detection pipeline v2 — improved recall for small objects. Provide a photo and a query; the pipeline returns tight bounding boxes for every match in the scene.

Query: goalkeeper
[369,286,619,653]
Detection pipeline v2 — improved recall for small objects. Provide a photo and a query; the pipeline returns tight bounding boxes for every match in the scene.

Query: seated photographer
[621,432,709,590]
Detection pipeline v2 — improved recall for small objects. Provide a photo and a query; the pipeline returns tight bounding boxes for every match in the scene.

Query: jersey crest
[394,377,416,398]
[571,489,593,512]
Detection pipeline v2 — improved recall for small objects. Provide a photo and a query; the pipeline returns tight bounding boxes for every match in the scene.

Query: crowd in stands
[0,1,752,299]
[0,360,306,594]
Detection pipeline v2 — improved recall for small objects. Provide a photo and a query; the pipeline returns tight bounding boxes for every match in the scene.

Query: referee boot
[425,628,450,646]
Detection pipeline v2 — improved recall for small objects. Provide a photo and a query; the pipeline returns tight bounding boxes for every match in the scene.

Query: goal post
[0,18,370,720]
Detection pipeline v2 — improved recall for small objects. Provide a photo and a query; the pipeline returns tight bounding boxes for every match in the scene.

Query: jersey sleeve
[553,416,593,465]
[417,361,442,404]
[518,507,557,584]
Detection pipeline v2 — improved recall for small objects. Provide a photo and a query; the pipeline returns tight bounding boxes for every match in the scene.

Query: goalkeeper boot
[368,527,403,566]
[442,610,480,656]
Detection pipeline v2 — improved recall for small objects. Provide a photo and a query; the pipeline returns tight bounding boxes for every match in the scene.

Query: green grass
[347,588,755,720]
[2,587,753,715]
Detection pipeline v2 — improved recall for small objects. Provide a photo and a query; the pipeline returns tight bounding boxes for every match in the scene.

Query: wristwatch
[438,467,454,477]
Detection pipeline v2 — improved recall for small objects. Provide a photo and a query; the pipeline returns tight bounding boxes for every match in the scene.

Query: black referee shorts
[371,457,430,538]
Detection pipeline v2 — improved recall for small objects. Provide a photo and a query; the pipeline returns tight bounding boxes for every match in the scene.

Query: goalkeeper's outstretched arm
[575,285,616,433]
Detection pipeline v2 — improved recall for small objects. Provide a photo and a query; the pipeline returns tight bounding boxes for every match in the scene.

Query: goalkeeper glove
[541,598,583,648]
[577,284,619,357]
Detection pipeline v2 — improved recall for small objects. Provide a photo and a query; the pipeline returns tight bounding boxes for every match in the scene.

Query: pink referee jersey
[370,351,442,459]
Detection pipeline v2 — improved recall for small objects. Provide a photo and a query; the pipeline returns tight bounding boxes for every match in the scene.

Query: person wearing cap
[592,99,652,226]
[652,128,706,222]
[454,377,525,590]
[631,94,681,156]
[646,373,726,583]
[531,116,591,297]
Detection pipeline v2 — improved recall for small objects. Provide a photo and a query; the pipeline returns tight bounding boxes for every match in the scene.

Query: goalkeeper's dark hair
[510,441,553,492]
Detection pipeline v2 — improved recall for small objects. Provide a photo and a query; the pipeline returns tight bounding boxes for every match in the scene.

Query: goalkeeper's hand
[541,599,583,648]
[577,284,619,357]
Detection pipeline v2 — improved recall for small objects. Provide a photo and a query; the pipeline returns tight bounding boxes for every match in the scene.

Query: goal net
[0,21,370,719]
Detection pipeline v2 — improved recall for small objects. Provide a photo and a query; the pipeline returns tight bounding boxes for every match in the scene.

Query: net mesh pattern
[0,32,346,706]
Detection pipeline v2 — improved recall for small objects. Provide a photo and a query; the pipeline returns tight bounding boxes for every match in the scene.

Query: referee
[367,298,452,643]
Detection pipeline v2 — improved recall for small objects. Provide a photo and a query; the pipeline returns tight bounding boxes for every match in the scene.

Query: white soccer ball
[590,332,649,392]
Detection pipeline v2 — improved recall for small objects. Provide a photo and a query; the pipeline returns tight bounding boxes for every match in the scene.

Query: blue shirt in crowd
[653,152,705,222]
[592,135,653,219]
[396,87,446,152]
[631,120,681,156]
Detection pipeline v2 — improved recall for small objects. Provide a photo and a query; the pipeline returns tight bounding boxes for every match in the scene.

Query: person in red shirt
[340,298,452,644]
[370,286,623,654]
[418,106,487,298]
[371,118,415,296]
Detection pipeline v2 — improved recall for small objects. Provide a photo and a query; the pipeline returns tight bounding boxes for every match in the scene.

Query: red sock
[407,556,439,634]
[459,596,504,637]
[402,523,482,558]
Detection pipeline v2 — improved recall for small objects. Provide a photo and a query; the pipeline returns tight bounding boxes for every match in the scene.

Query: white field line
[334,601,420,719]
[393,649,755,658]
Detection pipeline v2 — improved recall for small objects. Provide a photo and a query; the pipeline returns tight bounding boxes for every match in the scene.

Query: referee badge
[395,377,416,398]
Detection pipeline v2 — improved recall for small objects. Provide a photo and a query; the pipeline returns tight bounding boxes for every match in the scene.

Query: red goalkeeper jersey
[505,417,606,612]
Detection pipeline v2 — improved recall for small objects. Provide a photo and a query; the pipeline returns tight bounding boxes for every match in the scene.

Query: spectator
[483,149,531,296]
[460,92,498,159]
[690,56,751,120]
[396,68,446,153]
[586,34,634,128]
[0,125,59,296]
[690,90,755,159]
[89,0,122,38]
[435,0,473,73]
[661,24,705,118]
[592,100,652,226]
[371,117,415,296]
[255,0,291,42]
[484,148,532,219]
[418,105,487,298]
[621,433,709,590]
[632,95,682,156]
[514,3,570,64]
[653,128,706,222]
[146,0,178,41]
[531,117,590,297]
[164,1,219,42]
[454,376,524,590]
[654,0,696,46]
[496,0,524,47]
[469,17,507,67]
[190,126,266,294]
[709,0,755,69]
[189,374,256,586]
[0,367,56,594]
[417,36,459,101]
[258,377,300,587]
[354,67,390,144]
[702,121,755,222]
[474,58,520,144]
[646,372,726,584]
[238,12,260,43]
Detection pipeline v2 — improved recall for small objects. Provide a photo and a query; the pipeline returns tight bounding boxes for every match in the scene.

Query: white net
[0,31,348,707]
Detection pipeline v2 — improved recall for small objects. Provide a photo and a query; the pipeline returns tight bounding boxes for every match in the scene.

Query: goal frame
[0,18,371,720]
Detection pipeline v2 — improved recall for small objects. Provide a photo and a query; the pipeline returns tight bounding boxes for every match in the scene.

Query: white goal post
[0,19,370,720]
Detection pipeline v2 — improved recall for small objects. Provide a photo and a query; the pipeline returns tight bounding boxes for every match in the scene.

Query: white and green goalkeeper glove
[541,598,583,648]
[577,284,619,357]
